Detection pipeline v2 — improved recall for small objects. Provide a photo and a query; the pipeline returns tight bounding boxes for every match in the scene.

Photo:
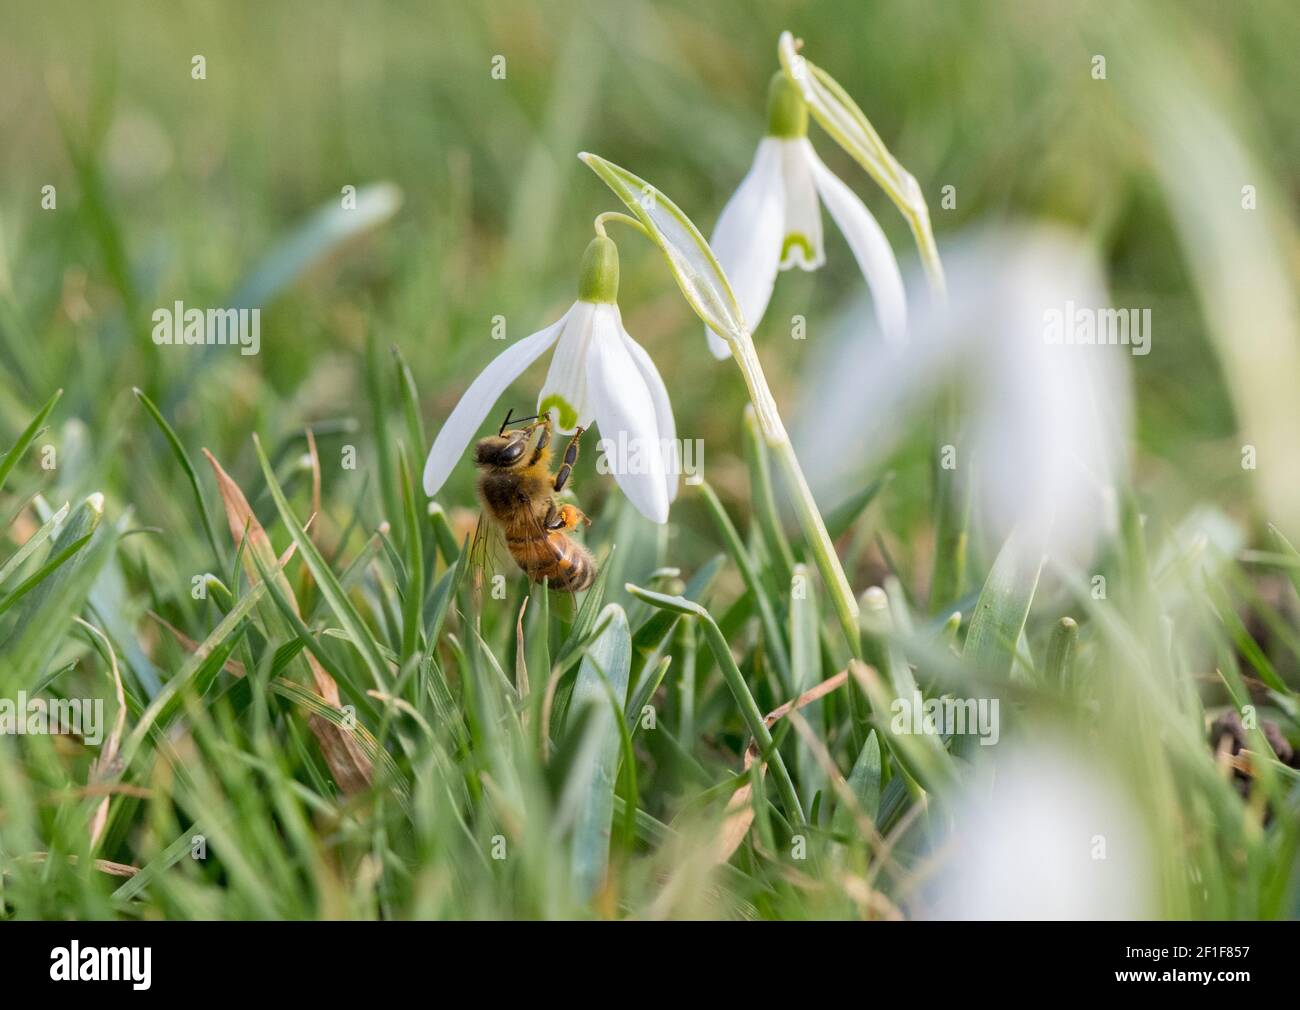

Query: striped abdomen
[506,531,596,592]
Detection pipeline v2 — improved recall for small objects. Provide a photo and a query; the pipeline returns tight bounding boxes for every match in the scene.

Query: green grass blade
[625,583,804,826]
[626,654,671,732]
[0,532,93,617]
[399,447,426,667]
[743,405,794,584]
[427,504,461,566]
[834,729,882,834]
[121,585,265,766]
[824,471,893,541]
[789,562,824,799]
[252,433,391,690]
[929,442,972,614]
[11,493,104,626]
[553,556,612,673]
[566,603,631,900]
[1046,616,1079,688]
[699,481,792,691]
[366,328,400,528]
[0,388,61,494]
[133,387,224,566]
[963,529,1044,681]
[0,501,68,587]
[393,345,427,468]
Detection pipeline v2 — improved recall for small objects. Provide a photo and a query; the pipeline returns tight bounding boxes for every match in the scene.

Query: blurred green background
[2,0,1300,923]
[1,0,1297,585]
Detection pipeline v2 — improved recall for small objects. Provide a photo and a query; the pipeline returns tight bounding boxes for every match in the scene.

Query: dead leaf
[713,669,852,866]
[203,448,373,795]
[149,610,247,677]
[14,852,140,878]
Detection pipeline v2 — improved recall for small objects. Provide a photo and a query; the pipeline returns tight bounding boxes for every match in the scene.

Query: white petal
[930,741,1155,920]
[778,138,826,271]
[538,301,597,433]
[619,319,679,504]
[793,225,1130,570]
[586,305,669,524]
[805,142,908,349]
[706,139,786,357]
[422,311,566,496]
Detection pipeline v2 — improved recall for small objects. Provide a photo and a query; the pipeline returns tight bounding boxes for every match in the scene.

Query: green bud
[767,71,807,139]
[577,235,619,303]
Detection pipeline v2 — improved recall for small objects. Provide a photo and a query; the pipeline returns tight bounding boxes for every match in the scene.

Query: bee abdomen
[551,536,597,592]
[513,532,595,593]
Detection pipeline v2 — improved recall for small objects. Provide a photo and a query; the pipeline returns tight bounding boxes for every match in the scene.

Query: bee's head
[475,408,538,469]
[474,433,529,469]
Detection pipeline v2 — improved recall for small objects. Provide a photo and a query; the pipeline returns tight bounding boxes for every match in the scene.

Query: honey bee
[472,408,596,593]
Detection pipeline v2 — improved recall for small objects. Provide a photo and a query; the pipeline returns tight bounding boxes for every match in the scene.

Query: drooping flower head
[705,70,907,358]
[422,236,677,523]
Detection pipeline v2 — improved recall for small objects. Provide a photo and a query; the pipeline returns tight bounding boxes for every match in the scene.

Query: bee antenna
[500,410,540,436]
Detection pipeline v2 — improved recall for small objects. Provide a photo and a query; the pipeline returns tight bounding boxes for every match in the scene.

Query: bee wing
[468,512,502,591]
[473,500,569,593]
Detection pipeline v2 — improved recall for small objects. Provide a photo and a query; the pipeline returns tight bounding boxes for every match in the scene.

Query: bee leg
[559,503,590,530]
[553,426,585,493]
[542,500,565,531]
[543,501,589,531]
[527,415,553,465]
[566,504,592,529]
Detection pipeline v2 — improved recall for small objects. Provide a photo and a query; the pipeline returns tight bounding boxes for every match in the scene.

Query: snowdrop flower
[704,73,907,358]
[422,236,677,524]
[925,739,1155,920]
[794,224,1132,569]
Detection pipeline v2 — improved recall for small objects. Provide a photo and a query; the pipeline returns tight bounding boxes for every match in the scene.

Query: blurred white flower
[422,237,677,524]
[703,73,906,359]
[925,739,1155,920]
[795,224,1132,569]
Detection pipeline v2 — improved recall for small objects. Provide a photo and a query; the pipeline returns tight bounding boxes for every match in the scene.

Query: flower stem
[905,203,962,612]
[593,211,651,242]
[728,327,863,659]
[579,154,865,659]
[774,35,956,608]
[906,203,947,303]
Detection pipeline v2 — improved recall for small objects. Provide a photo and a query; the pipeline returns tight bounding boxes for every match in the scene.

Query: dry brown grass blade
[713,670,852,866]
[838,872,905,920]
[148,610,248,676]
[152,608,372,789]
[16,853,140,878]
[202,448,373,795]
[69,783,152,799]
